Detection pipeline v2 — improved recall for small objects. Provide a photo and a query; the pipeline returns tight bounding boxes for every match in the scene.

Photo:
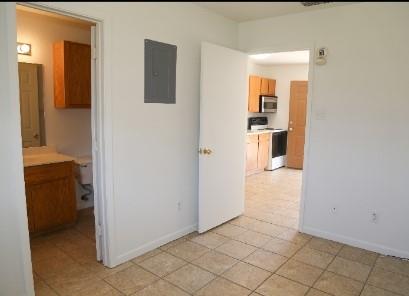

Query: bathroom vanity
[23,147,77,235]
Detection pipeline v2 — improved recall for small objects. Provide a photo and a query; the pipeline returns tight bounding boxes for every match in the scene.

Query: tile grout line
[248,235,315,295]
[303,241,344,296]
[357,251,380,296]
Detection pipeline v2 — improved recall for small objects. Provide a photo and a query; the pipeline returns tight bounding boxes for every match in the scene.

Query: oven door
[260,96,277,113]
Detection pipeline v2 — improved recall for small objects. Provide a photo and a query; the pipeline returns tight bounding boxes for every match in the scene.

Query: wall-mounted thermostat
[315,47,328,65]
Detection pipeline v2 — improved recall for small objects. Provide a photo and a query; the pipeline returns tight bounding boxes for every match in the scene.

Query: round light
[17,43,31,55]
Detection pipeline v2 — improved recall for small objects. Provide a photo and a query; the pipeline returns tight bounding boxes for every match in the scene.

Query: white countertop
[247,129,286,135]
[23,146,75,167]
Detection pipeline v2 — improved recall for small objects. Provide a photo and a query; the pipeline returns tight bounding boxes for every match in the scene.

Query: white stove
[248,117,288,171]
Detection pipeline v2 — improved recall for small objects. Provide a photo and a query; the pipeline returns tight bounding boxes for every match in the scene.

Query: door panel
[260,78,269,95]
[268,79,276,96]
[29,177,76,232]
[248,76,261,112]
[257,134,270,170]
[246,135,258,172]
[18,63,41,147]
[287,81,308,169]
[199,42,248,233]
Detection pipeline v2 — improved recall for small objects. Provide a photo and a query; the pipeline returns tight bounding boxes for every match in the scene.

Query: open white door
[198,42,248,233]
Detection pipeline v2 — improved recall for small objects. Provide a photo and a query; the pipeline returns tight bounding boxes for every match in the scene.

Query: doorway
[245,50,310,231]
[15,3,107,294]
[198,44,312,234]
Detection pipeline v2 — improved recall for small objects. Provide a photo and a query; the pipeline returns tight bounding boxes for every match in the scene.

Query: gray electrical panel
[144,39,177,104]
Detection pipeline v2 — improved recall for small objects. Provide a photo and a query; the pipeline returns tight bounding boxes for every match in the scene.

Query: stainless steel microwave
[259,95,277,113]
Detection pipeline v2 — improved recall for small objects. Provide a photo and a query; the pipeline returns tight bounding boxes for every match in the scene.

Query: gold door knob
[203,148,213,155]
[289,127,293,131]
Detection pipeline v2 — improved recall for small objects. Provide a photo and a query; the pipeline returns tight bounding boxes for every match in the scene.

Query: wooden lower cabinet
[24,161,77,234]
[246,134,259,174]
[246,133,271,176]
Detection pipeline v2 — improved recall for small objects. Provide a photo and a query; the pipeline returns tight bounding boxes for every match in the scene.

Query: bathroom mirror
[18,62,46,148]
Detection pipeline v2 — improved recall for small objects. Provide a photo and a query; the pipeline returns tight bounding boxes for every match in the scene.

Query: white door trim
[246,42,316,233]
[13,0,114,279]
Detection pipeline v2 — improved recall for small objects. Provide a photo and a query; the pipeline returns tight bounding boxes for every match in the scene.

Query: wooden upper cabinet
[54,40,91,108]
[248,75,261,113]
[248,76,276,112]
[260,78,269,95]
[268,79,276,96]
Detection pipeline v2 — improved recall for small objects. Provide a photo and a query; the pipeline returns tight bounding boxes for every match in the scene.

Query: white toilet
[75,156,93,200]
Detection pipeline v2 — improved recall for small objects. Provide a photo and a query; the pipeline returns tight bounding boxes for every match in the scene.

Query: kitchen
[244,51,310,228]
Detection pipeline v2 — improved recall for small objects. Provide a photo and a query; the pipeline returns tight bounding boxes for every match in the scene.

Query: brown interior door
[287,81,308,169]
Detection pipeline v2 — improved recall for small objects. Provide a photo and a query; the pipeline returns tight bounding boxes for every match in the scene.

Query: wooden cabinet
[246,133,271,176]
[248,75,261,112]
[246,134,259,173]
[260,78,269,95]
[257,133,270,170]
[248,75,276,112]
[268,79,276,96]
[53,40,91,108]
[24,161,77,234]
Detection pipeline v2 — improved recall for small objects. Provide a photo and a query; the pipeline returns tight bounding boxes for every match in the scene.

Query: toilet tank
[75,156,93,185]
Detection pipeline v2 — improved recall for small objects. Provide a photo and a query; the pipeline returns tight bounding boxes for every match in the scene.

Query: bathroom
[16,5,100,271]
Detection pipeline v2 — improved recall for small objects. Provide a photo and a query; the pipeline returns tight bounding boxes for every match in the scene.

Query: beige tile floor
[31,168,409,296]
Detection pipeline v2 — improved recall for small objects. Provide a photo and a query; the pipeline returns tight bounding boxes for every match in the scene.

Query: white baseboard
[111,224,198,267]
[303,226,409,259]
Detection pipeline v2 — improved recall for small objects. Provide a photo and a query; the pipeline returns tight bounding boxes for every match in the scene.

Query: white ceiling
[195,2,352,22]
[249,50,310,65]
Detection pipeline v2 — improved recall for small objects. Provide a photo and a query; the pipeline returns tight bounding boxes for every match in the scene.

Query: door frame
[246,42,316,232]
[10,3,114,293]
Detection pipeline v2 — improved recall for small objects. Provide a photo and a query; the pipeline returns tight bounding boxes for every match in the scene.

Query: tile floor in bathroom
[32,168,409,296]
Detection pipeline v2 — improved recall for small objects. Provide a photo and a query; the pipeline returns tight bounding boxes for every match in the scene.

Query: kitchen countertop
[247,129,286,135]
[23,146,75,167]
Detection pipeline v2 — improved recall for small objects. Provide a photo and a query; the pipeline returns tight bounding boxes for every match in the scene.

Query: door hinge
[92,47,97,60]
[96,224,103,237]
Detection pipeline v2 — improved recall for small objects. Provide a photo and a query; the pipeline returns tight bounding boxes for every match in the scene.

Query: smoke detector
[301,2,332,7]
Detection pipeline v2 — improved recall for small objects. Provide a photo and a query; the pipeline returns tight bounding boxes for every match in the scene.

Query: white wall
[0,3,34,295]
[16,10,92,158]
[239,2,409,258]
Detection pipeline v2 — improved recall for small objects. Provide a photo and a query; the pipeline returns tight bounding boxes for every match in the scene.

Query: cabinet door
[65,41,91,107]
[248,76,261,112]
[29,177,76,232]
[25,187,35,233]
[54,41,91,108]
[260,78,269,95]
[246,135,259,172]
[257,133,270,170]
[268,79,276,96]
